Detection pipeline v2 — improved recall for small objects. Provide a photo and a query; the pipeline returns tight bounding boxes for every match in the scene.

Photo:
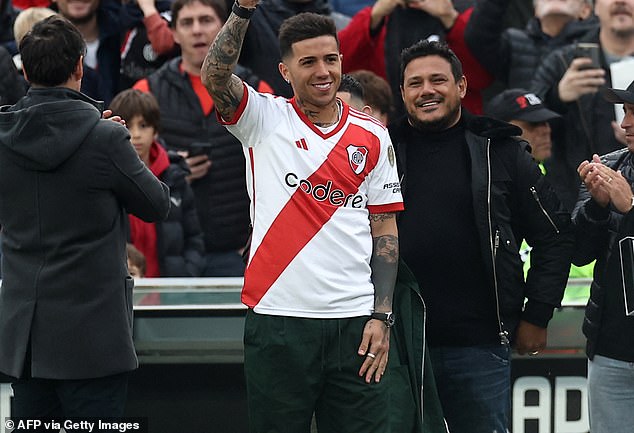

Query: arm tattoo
[370,233,398,312]
[369,213,394,223]
[201,14,250,121]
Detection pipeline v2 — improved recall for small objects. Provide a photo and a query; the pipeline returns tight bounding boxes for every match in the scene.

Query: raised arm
[201,1,259,121]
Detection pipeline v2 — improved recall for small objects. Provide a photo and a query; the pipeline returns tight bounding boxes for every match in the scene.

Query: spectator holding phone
[134,0,272,276]
[531,0,634,210]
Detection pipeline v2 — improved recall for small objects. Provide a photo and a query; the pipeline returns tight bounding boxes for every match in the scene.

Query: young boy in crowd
[110,89,205,277]
[126,243,147,279]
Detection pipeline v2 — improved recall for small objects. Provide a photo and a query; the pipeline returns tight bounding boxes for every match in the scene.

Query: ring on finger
[366,353,376,359]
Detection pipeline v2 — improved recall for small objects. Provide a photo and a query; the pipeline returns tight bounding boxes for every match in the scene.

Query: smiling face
[172,0,223,73]
[400,55,466,132]
[54,0,99,23]
[279,35,342,110]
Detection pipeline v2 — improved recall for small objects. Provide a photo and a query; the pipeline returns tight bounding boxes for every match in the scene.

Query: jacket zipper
[530,186,560,234]
[486,139,510,346]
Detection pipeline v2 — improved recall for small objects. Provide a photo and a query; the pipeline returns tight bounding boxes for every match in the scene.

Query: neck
[539,15,573,38]
[74,15,99,43]
[181,59,202,77]
[600,28,634,57]
[298,98,340,127]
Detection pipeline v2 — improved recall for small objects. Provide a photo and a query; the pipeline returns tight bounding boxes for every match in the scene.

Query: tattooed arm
[358,212,398,384]
[369,212,398,312]
[200,1,259,121]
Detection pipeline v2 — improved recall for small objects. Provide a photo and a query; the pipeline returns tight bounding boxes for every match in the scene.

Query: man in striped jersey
[202,3,403,432]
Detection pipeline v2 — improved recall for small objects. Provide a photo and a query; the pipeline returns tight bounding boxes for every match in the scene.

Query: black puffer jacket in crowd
[572,148,634,360]
[156,151,205,276]
[391,111,574,341]
[147,58,261,253]
[465,0,598,89]
[531,30,626,211]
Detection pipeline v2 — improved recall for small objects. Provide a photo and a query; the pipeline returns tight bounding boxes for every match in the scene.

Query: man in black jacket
[531,0,634,210]
[465,0,596,90]
[0,16,170,417]
[392,40,573,433]
[573,80,634,433]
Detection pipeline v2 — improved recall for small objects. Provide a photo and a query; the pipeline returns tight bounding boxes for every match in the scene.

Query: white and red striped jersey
[221,83,403,318]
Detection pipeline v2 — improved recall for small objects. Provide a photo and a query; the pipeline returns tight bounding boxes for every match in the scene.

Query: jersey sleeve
[218,82,279,148]
[366,129,404,214]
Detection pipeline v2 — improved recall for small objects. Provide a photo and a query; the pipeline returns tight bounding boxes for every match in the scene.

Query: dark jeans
[11,371,129,430]
[430,345,511,433]
[244,311,389,433]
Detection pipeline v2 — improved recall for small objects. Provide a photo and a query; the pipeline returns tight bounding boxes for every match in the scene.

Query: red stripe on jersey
[242,123,382,307]
[349,110,385,129]
[367,203,404,214]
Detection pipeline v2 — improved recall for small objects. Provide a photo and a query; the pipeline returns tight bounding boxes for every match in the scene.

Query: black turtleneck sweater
[398,119,499,347]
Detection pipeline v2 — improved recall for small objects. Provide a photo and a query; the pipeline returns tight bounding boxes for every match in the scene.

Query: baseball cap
[601,80,634,104]
[485,89,561,123]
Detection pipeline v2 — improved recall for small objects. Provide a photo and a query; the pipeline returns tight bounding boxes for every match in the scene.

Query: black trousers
[11,372,129,432]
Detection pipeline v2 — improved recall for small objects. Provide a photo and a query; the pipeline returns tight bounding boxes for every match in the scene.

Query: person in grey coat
[0,16,170,418]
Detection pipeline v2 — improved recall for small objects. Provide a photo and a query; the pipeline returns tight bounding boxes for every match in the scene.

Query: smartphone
[574,42,601,70]
[188,141,212,157]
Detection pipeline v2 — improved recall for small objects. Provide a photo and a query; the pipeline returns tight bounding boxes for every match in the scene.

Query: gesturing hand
[358,318,390,383]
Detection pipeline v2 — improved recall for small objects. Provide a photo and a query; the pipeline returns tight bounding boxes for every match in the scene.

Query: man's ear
[458,75,467,99]
[278,62,290,84]
[362,105,374,116]
[73,56,84,81]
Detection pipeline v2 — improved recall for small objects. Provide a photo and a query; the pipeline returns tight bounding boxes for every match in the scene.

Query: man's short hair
[19,15,86,87]
[171,0,227,28]
[109,89,161,131]
[278,12,338,60]
[338,74,364,100]
[400,40,463,86]
[349,70,393,118]
[13,7,56,45]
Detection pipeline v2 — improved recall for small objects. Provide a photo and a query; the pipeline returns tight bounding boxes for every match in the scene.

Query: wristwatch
[371,312,395,328]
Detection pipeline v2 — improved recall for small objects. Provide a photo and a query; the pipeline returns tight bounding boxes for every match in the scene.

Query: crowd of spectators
[0,0,632,280]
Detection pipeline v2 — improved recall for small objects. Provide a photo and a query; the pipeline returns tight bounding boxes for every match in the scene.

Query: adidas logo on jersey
[285,173,364,208]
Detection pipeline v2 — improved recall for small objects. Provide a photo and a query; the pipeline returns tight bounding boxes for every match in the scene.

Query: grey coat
[0,87,170,379]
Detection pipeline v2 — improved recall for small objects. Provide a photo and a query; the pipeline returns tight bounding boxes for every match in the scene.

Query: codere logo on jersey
[285,173,365,208]
[346,145,368,175]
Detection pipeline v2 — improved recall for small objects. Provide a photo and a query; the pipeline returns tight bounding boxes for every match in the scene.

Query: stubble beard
[407,99,462,132]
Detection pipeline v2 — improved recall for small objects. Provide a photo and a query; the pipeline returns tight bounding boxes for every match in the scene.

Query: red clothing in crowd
[339,7,493,114]
[128,141,170,277]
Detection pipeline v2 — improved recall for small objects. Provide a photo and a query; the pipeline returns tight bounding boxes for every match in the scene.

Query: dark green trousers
[244,310,389,433]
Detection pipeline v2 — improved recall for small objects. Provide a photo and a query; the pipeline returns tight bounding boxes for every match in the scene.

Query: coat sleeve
[530,46,574,115]
[338,6,388,80]
[446,7,493,114]
[105,123,171,222]
[464,0,511,82]
[514,144,574,326]
[571,183,611,266]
